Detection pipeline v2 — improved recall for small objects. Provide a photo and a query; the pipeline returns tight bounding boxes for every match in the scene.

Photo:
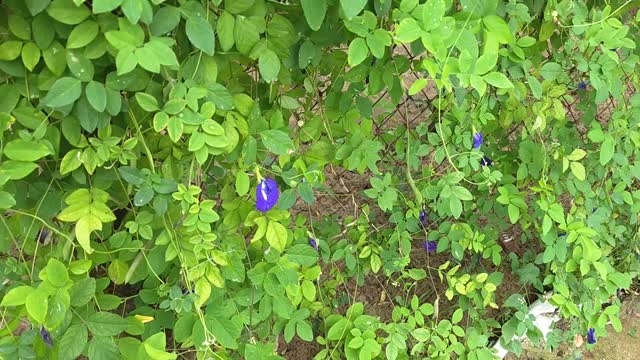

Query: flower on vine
[40,327,53,347]
[309,238,318,251]
[473,132,483,149]
[480,156,492,167]
[423,240,437,253]
[578,81,587,90]
[419,209,427,225]
[256,178,279,212]
[587,327,596,344]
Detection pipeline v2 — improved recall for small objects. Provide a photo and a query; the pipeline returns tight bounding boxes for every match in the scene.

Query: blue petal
[473,132,483,149]
[256,178,279,212]
[587,327,596,344]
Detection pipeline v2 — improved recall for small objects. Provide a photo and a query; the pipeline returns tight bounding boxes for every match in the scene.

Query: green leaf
[411,328,431,341]
[340,0,367,19]
[216,11,235,52]
[93,0,124,13]
[134,185,154,207]
[0,161,39,180]
[108,259,129,285]
[366,29,390,59]
[3,139,52,161]
[59,324,88,360]
[0,41,23,61]
[21,42,41,71]
[266,221,287,252]
[482,72,513,88]
[0,286,34,306]
[297,321,314,341]
[470,74,486,96]
[422,0,446,31]
[600,135,615,165]
[88,312,129,336]
[135,92,159,112]
[88,337,120,360]
[507,204,519,224]
[540,62,562,81]
[449,196,462,218]
[235,171,250,196]
[205,316,241,350]
[69,277,96,306]
[167,117,184,142]
[149,6,180,35]
[570,161,586,181]
[527,75,542,99]
[224,0,254,14]
[452,186,473,201]
[348,38,368,66]
[409,78,428,96]
[286,244,318,266]
[42,77,82,108]
[0,191,16,209]
[260,129,294,155]
[26,289,48,323]
[86,81,107,112]
[45,258,69,287]
[67,20,99,48]
[26,0,51,16]
[47,0,90,25]
[482,15,511,44]
[75,213,102,253]
[234,16,259,55]
[327,318,350,340]
[186,16,215,56]
[258,49,280,83]
[452,308,464,323]
[395,18,422,43]
[301,0,327,31]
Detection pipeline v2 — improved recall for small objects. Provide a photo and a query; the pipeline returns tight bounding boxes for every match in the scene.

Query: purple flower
[587,327,596,344]
[480,156,492,167]
[423,240,437,253]
[578,81,587,90]
[472,132,483,149]
[309,238,318,251]
[256,178,279,212]
[419,210,427,225]
[40,327,53,347]
[36,228,50,243]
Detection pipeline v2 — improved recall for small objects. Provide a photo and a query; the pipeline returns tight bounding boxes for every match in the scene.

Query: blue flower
[587,327,596,344]
[309,238,318,251]
[480,156,492,167]
[40,327,53,347]
[473,132,483,149]
[256,178,279,212]
[578,81,587,90]
[423,240,437,253]
[419,209,427,225]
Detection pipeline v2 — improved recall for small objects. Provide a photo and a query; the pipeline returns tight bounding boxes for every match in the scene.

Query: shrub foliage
[0,0,639,359]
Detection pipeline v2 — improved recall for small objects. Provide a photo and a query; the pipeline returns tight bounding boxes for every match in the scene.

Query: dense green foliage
[1,0,639,359]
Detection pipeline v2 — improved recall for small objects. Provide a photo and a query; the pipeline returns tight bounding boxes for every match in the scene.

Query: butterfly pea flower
[578,81,587,90]
[40,327,53,347]
[309,238,318,251]
[419,209,427,225]
[587,327,596,344]
[423,240,437,253]
[480,156,492,167]
[472,132,483,149]
[256,178,279,212]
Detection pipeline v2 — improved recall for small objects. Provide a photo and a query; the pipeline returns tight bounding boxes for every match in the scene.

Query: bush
[0,0,638,359]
